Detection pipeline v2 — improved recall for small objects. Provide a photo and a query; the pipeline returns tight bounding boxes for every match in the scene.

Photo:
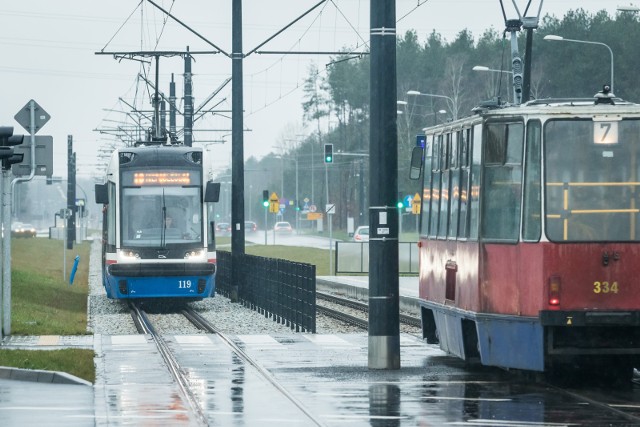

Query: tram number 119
[178,280,192,289]
[593,281,619,294]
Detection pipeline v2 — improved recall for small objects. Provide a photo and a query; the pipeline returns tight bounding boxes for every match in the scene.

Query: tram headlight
[184,250,205,261]
[119,250,140,261]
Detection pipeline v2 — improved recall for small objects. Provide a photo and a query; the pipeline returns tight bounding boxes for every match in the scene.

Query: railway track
[128,302,327,427]
[316,290,422,329]
[128,302,208,425]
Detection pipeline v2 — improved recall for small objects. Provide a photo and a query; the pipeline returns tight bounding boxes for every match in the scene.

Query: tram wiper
[160,190,167,248]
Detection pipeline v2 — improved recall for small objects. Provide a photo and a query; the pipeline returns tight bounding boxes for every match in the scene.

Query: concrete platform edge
[0,365,92,386]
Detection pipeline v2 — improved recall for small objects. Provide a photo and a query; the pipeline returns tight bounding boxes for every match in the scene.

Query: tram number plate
[593,281,619,294]
[178,280,192,289]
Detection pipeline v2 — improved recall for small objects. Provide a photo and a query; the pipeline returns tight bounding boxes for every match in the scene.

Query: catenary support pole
[184,47,193,147]
[230,0,246,302]
[169,74,177,143]
[0,170,3,340]
[368,0,400,369]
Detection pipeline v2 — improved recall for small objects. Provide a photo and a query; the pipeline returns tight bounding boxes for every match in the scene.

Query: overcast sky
[0,0,627,179]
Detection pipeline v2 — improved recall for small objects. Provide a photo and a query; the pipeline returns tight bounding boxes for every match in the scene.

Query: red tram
[412,93,640,380]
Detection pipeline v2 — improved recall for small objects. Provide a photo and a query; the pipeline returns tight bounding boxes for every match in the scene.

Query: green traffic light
[263,201,269,207]
[396,201,404,209]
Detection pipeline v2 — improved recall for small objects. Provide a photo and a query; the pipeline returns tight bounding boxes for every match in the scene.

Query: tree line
[220,8,640,232]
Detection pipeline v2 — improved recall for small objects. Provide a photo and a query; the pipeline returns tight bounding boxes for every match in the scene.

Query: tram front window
[544,118,640,242]
[121,186,202,246]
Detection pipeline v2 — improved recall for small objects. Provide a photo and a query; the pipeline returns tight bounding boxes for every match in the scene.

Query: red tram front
[415,97,640,379]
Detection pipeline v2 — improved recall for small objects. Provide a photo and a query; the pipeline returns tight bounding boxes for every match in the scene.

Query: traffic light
[324,143,333,163]
[262,189,269,207]
[0,126,24,170]
[397,192,404,209]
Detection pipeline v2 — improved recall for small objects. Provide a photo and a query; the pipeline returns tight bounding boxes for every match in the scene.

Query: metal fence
[335,241,419,274]
[216,251,316,333]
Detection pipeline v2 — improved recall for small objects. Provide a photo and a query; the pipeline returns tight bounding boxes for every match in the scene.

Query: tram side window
[438,133,451,239]
[458,128,471,239]
[420,135,434,236]
[468,124,482,240]
[523,120,542,241]
[429,135,443,238]
[448,131,461,238]
[107,182,116,247]
[481,122,524,241]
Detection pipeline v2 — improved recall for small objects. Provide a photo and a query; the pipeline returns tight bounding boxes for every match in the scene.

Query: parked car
[12,222,36,238]
[215,222,231,236]
[274,221,293,233]
[244,221,257,233]
[353,226,369,242]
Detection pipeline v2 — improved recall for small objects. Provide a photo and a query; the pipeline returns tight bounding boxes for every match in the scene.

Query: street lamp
[472,65,513,75]
[397,100,407,115]
[543,34,614,93]
[618,5,640,12]
[473,65,514,102]
[406,90,457,120]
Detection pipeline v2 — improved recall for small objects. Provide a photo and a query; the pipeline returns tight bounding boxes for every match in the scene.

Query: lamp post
[472,65,515,102]
[618,5,640,12]
[406,90,457,120]
[543,34,614,93]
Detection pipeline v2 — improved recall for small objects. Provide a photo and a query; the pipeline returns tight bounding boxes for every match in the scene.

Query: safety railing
[216,251,316,333]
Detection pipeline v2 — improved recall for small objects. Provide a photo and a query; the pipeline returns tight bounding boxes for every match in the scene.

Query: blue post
[69,255,80,285]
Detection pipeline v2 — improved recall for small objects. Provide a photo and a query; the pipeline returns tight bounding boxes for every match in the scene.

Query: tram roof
[422,97,640,133]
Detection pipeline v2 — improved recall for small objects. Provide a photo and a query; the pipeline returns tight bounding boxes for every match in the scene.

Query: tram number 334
[178,280,192,289]
[593,281,619,294]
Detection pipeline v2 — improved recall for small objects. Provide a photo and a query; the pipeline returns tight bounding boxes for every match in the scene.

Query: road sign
[326,203,336,215]
[14,99,50,134]
[307,212,323,220]
[12,135,53,177]
[412,193,421,215]
[309,204,317,213]
[269,192,279,213]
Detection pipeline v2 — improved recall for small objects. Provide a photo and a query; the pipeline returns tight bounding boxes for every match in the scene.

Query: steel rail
[316,291,422,328]
[129,302,209,426]
[182,308,328,427]
[316,304,368,329]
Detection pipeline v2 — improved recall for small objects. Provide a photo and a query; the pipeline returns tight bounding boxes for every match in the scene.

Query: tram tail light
[548,275,561,306]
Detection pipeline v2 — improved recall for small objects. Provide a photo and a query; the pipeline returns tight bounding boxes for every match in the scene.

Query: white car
[353,226,369,242]
[274,221,293,233]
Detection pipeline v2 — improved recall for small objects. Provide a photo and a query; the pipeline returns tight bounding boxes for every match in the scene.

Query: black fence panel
[215,251,316,333]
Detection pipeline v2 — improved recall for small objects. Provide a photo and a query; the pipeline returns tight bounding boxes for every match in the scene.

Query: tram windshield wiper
[160,190,167,248]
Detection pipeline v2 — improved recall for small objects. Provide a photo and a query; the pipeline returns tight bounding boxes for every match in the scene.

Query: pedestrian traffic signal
[324,143,333,163]
[262,190,269,207]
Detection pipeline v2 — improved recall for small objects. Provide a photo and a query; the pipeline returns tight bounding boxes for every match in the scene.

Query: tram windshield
[121,185,202,247]
[544,118,640,242]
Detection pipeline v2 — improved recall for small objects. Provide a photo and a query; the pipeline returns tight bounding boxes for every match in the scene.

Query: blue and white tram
[95,144,220,300]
